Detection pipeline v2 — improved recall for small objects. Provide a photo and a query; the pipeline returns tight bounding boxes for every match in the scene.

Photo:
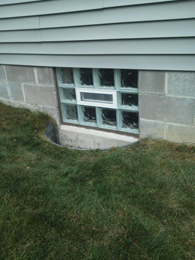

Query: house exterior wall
[0,65,60,125]
[0,0,194,146]
[0,65,194,145]
[0,0,194,70]
[139,71,195,144]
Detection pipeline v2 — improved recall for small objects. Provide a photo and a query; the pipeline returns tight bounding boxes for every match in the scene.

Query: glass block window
[57,68,139,134]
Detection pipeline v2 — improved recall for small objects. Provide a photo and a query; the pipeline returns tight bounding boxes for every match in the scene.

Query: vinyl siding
[0,0,43,5]
[1,39,194,55]
[1,55,194,71]
[0,0,194,71]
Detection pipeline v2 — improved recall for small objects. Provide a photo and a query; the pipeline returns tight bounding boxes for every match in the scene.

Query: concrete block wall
[0,65,60,125]
[139,71,195,144]
[0,65,194,145]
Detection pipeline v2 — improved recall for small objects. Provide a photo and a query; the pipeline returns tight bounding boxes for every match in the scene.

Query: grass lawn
[0,102,195,260]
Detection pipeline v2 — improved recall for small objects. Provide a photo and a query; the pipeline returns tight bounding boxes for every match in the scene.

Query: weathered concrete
[0,65,60,126]
[1,99,42,112]
[167,124,195,144]
[41,106,60,125]
[139,94,166,121]
[140,119,164,139]
[0,81,9,100]
[165,96,195,125]
[139,70,195,144]
[37,67,54,86]
[140,94,195,125]
[41,106,59,118]
[59,125,138,149]
[8,82,24,102]
[0,65,6,80]
[139,71,166,94]
[23,84,58,107]
[168,72,195,97]
[5,65,36,84]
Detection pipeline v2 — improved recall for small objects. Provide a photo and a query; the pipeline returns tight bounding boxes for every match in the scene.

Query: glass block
[64,105,78,121]
[82,106,96,124]
[121,70,138,88]
[99,69,114,87]
[61,88,76,101]
[60,68,74,84]
[80,68,93,85]
[122,112,139,129]
[101,109,117,127]
[121,93,138,107]
[81,92,113,103]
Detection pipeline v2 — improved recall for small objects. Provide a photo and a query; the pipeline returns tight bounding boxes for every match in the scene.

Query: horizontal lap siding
[0,1,194,31]
[1,55,195,71]
[0,0,177,6]
[40,2,195,29]
[0,17,39,31]
[0,0,178,18]
[0,0,43,5]
[0,0,103,18]
[0,0,194,71]
[1,39,195,55]
[1,20,195,42]
[102,0,178,7]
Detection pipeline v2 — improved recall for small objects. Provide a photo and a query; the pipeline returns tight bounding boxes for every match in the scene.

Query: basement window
[57,68,139,134]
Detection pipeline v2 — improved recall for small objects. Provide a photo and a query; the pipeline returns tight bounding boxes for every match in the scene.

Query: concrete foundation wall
[139,71,195,144]
[0,64,194,146]
[0,65,60,125]
[59,125,138,150]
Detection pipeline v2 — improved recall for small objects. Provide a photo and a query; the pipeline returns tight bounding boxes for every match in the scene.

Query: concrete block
[0,65,6,80]
[139,94,195,125]
[8,82,24,102]
[140,119,164,139]
[0,81,9,100]
[167,123,195,144]
[23,84,58,107]
[139,71,166,94]
[5,65,36,84]
[168,72,195,97]
[165,96,195,125]
[139,94,166,121]
[37,67,54,86]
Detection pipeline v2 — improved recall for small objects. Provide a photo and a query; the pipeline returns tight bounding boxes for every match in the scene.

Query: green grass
[0,102,195,260]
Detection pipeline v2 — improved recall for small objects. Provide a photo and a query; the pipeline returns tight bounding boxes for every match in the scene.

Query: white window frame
[76,88,117,109]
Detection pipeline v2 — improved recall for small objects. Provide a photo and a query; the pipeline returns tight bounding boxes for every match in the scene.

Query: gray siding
[0,0,194,71]
[1,39,195,55]
[0,0,43,5]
